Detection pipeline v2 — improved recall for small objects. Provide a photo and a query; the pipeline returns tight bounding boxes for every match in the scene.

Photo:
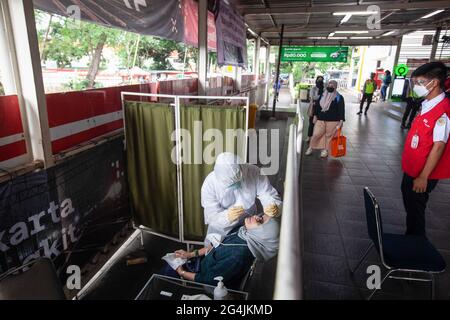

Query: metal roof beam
[267,38,400,46]
[241,1,450,15]
[259,23,434,34]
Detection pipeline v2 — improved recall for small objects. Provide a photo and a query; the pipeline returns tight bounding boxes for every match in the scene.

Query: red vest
[402,97,450,179]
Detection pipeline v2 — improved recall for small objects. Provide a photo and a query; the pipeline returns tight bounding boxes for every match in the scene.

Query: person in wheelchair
[160,214,279,289]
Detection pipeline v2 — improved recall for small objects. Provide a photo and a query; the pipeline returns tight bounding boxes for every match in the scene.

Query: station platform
[299,91,450,300]
[75,89,449,300]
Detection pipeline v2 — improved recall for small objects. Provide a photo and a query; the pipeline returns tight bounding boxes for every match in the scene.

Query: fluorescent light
[382,30,396,37]
[333,11,377,16]
[350,37,372,39]
[420,10,444,19]
[328,37,348,40]
[308,37,327,40]
[340,14,352,24]
[335,30,369,34]
[328,32,335,37]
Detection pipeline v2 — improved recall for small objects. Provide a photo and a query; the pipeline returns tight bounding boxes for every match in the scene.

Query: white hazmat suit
[201,153,282,237]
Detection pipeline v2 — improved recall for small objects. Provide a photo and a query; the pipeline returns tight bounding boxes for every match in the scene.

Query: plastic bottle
[213,276,229,300]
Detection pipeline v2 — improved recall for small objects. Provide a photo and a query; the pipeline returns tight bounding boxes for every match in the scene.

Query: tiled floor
[301,92,450,300]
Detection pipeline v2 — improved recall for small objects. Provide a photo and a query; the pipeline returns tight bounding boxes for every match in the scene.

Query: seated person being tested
[160,214,279,289]
[201,152,282,238]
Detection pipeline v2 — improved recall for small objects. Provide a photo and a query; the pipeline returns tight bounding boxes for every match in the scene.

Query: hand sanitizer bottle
[213,276,228,300]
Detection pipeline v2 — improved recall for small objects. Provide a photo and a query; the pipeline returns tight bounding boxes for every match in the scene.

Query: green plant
[0,82,4,95]
[296,83,311,91]
[62,78,101,91]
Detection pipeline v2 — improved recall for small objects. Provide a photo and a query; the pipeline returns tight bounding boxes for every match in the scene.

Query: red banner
[183,0,217,51]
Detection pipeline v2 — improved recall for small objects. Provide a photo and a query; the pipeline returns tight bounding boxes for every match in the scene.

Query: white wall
[399,30,450,63]
[360,46,396,82]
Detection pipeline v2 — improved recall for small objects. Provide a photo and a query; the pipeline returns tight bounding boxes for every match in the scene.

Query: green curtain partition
[125,101,179,238]
[181,105,247,241]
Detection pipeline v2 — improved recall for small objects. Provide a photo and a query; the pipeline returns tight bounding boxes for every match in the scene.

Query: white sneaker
[320,150,328,158]
[305,147,313,156]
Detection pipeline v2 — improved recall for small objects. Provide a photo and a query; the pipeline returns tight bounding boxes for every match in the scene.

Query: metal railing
[273,101,304,300]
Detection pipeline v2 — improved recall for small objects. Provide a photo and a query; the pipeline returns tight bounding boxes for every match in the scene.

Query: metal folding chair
[351,187,446,300]
[0,258,66,300]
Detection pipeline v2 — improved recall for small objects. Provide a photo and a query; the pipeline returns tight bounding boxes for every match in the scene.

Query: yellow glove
[264,204,280,218]
[227,206,244,222]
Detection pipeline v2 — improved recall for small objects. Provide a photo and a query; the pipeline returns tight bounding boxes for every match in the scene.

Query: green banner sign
[281,46,349,62]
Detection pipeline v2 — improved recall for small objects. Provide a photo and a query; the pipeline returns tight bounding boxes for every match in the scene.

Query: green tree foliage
[37,11,120,68]
[134,37,185,70]
[291,61,351,81]
[36,10,122,88]
[35,9,190,89]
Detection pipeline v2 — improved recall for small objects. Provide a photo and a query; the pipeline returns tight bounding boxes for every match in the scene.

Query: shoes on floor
[320,150,328,158]
[357,111,362,115]
[305,147,313,156]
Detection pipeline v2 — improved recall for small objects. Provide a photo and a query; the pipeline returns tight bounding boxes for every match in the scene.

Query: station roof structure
[234,0,450,46]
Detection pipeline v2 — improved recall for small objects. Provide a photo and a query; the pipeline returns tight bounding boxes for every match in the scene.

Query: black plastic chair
[351,187,446,300]
[0,258,66,300]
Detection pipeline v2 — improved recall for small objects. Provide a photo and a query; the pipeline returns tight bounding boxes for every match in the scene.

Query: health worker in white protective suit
[201,153,282,238]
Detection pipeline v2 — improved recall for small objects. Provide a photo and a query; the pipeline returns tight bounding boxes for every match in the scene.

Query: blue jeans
[381,85,388,101]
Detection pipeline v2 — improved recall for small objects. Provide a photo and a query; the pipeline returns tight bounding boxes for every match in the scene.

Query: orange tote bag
[331,128,347,158]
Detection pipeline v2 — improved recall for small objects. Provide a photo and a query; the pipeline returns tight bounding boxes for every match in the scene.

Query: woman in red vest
[402,62,450,236]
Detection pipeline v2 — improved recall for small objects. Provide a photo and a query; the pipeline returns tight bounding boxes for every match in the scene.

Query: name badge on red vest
[411,134,419,149]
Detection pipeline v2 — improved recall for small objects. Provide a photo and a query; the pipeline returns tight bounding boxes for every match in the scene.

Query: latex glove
[264,204,280,218]
[175,250,192,259]
[227,206,245,222]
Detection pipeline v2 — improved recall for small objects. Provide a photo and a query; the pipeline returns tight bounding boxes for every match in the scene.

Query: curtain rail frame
[121,92,250,246]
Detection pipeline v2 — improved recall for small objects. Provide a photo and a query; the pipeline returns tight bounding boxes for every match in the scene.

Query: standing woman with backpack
[305,80,346,158]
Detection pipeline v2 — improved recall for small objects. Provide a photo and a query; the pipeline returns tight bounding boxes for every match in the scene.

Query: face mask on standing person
[413,79,436,99]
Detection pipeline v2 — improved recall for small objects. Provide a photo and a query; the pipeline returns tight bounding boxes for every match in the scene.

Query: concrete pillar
[430,27,442,62]
[233,66,242,92]
[198,0,208,96]
[0,6,15,95]
[5,0,54,167]
[253,37,261,79]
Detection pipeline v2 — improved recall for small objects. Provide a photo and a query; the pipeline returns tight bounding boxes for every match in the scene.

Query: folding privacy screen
[123,93,249,243]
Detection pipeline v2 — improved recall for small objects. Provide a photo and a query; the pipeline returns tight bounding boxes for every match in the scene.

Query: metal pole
[272,24,284,118]
[388,37,402,100]
[198,0,208,96]
[265,45,271,108]
[430,27,442,62]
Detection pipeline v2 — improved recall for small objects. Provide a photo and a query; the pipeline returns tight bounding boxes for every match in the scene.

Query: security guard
[401,62,450,236]
[358,72,377,116]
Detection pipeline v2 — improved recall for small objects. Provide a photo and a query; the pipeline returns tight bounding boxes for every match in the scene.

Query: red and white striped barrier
[0,95,28,168]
